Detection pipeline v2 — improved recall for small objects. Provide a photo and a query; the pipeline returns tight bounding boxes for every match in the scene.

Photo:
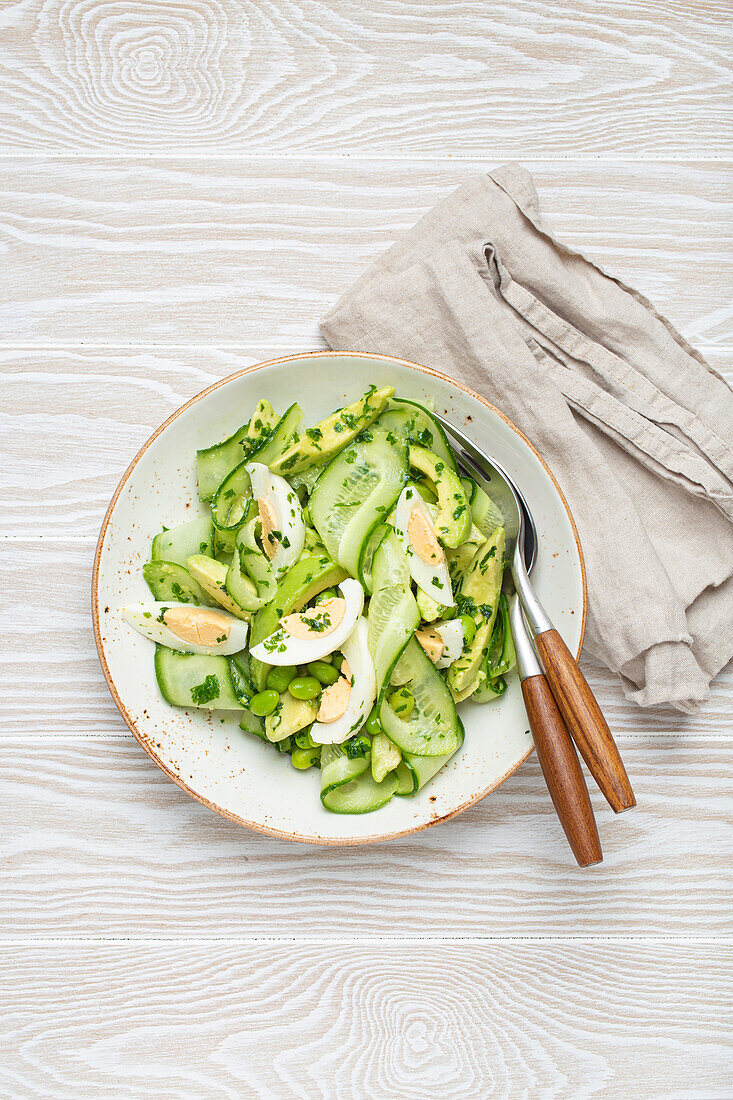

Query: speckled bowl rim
[92,351,586,846]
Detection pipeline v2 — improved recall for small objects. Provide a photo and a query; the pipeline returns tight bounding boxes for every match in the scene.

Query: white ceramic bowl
[93,352,585,844]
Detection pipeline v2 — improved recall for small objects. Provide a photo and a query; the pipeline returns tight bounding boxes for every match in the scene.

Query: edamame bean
[266,665,297,693]
[294,729,315,749]
[459,614,477,646]
[307,660,340,686]
[288,676,321,701]
[388,687,415,719]
[291,747,321,770]
[250,689,280,717]
[365,708,383,736]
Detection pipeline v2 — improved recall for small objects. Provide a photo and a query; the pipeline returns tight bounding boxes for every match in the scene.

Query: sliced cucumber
[142,560,213,606]
[367,532,420,702]
[371,526,412,589]
[154,647,248,710]
[377,398,458,475]
[360,522,389,593]
[320,742,369,789]
[320,743,397,814]
[210,462,253,548]
[253,402,303,467]
[196,398,278,502]
[471,483,505,539]
[323,770,398,814]
[225,519,277,613]
[461,476,477,505]
[309,427,407,579]
[394,763,416,795]
[379,639,463,757]
[395,731,464,796]
[230,649,256,695]
[239,707,266,739]
[289,465,321,495]
[371,731,402,783]
[151,516,213,566]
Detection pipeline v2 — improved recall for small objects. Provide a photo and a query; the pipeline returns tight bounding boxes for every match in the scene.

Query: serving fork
[435,413,636,865]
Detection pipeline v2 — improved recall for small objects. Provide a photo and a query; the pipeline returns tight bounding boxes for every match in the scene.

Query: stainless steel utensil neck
[509,594,542,680]
[512,540,553,637]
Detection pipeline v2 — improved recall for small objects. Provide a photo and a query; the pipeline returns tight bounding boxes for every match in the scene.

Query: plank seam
[0,153,730,163]
[0,935,730,946]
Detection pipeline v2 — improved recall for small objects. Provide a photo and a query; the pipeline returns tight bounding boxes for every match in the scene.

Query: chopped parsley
[190,675,220,705]
[170,582,191,603]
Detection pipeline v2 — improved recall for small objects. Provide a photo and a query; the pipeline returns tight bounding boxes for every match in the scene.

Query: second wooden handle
[534,628,636,813]
[521,674,602,867]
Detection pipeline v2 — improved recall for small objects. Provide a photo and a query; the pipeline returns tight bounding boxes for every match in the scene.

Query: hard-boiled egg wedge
[394,486,453,607]
[244,461,305,577]
[416,618,465,669]
[250,578,364,666]
[434,618,465,668]
[310,617,376,745]
[123,602,248,656]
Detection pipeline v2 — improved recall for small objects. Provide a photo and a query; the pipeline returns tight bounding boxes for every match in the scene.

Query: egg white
[250,578,364,666]
[123,602,249,656]
[434,618,465,668]
[310,617,376,745]
[394,486,453,607]
[245,462,305,577]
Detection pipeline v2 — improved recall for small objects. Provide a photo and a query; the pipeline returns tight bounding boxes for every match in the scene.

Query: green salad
[123,386,515,814]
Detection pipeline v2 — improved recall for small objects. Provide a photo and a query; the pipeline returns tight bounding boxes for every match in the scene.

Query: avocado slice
[446,526,506,695]
[408,444,472,548]
[416,586,441,623]
[265,694,318,742]
[186,554,252,619]
[446,521,485,588]
[142,560,214,607]
[271,385,395,476]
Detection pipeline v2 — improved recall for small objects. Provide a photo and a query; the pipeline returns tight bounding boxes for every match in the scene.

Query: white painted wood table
[1,2,731,1096]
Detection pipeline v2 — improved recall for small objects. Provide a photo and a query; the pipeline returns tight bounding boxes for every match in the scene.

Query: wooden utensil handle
[521,674,602,868]
[534,628,636,813]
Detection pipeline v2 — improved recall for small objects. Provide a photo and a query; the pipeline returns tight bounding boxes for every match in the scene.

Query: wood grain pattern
[2,939,731,1099]
[3,536,731,737]
[534,629,636,813]
[0,0,729,158]
[521,673,602,866]
[0,158,729,345]
[1,736,730,937]
[0,3,731,1085]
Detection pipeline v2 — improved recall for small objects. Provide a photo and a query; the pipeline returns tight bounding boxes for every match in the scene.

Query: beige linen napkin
[321,165,733,711]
